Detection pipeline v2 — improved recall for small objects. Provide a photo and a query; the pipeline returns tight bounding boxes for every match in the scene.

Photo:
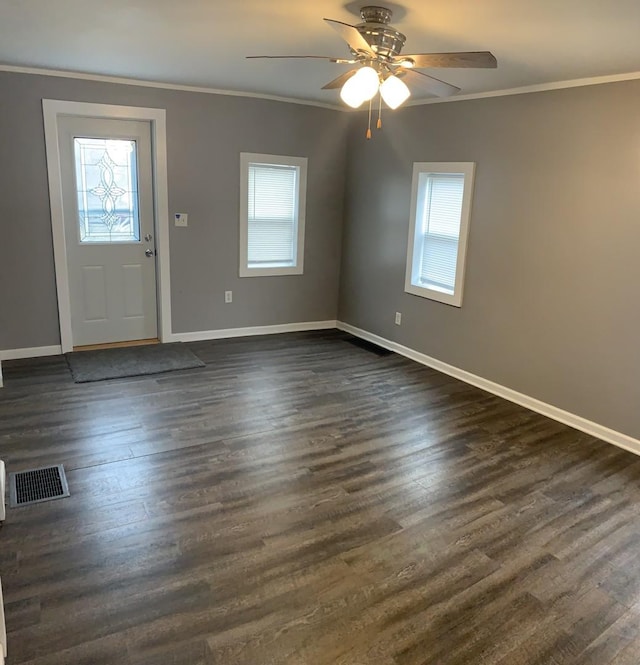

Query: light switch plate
[175,213,188,227]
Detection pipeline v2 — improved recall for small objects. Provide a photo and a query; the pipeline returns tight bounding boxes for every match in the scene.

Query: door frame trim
[42,99,172,353]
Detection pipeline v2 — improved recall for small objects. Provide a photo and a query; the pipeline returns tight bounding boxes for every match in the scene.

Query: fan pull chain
[366,97,372,140]
[377,92,382,129]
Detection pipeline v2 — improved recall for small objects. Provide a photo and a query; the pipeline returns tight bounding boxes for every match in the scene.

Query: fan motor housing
[356,6,406,59]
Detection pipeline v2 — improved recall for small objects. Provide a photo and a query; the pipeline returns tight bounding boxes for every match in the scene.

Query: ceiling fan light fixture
[249,6,497,124]
[380,75,411,109]
[340,66,379,107]
[340,84,366,108]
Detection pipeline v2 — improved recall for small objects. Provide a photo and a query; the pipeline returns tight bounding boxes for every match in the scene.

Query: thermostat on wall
[175,213,188,227]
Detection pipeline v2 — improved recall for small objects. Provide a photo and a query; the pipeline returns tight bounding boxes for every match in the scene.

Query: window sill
[240,265,303,277]
[405,282,462,307]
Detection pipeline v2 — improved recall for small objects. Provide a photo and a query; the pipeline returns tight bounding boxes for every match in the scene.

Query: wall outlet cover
[175,213,188,227]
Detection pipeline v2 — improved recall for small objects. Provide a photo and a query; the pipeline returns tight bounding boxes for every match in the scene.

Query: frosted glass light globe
[380,75,411,109]
[340,66,380,108]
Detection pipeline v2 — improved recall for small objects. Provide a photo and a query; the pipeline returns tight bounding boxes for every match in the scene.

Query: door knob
[145,249,154,257]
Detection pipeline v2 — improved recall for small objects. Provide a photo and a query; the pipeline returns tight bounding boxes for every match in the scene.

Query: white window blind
[418,173,465,292]
[247,163,298,267]
[405,162,474,307]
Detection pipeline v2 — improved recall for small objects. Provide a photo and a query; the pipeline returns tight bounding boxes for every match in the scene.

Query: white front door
[57,117,158,347]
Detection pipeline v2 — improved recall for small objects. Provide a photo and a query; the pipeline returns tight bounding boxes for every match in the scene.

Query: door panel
[58,117,158,346]
[81,265,108,321]
[122,264,145,318]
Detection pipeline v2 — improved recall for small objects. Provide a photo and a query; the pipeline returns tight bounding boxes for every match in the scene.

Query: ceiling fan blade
[322,69,358,90]
[323,18,375,56]
[401,69,461,97]
[397,51,497,69]
[247,55,346,61]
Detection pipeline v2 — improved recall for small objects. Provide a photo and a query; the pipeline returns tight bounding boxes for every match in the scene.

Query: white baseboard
[337,321,640,458]
[0,345,62,361]
[0,322,337,357]
[171,320,338,343]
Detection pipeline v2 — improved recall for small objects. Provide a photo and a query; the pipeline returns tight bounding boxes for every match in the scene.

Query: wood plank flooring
[1,330,640,664]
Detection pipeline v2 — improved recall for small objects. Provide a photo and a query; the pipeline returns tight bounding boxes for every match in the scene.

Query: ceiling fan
[248,5,497,137]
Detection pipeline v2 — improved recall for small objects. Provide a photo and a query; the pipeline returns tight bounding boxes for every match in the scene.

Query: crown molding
[0,63,343,110]
[405,70,640,106]
[2,62,640,112]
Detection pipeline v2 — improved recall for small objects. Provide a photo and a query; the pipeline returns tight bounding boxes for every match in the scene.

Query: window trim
[405,161,476,307]
[239,152,307,277]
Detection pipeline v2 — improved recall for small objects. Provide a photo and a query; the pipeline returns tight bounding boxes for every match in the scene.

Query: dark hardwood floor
[1,330,640,664]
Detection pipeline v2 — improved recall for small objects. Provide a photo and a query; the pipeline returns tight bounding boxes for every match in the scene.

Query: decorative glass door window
[73,137,140,243]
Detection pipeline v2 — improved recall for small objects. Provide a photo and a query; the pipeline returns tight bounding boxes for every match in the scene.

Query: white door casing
[58,117,158,346]
[43,100,172,353]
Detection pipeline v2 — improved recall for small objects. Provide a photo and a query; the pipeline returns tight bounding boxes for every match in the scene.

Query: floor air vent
[9,465,70,507]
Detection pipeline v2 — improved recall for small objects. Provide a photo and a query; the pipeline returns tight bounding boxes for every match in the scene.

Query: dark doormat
[66,342,205,383]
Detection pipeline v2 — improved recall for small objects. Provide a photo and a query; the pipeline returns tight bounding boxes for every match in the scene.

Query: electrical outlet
[225,290,232,303]
[395,312,402,325]
[174,213,188,227]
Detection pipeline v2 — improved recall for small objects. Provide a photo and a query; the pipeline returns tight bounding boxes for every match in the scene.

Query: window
[239,153,307,277]
[74,137,140,243]
[405,162,475,306]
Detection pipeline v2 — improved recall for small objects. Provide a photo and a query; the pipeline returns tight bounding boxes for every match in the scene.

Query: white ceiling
[1,0,640,106]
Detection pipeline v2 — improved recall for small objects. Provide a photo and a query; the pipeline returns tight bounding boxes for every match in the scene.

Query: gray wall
[339,80,640,439]
[0,71,348,348]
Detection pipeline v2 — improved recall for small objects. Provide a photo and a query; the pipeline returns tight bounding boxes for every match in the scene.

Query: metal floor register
[9,464,70,507]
